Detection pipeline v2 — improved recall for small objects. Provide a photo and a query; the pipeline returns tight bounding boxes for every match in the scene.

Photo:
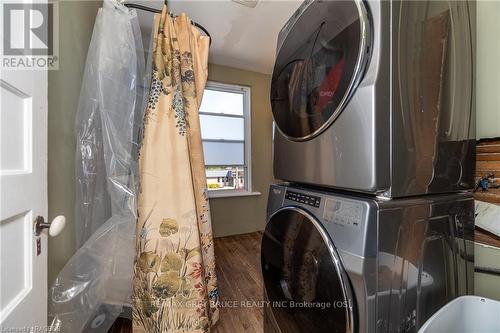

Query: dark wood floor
[109,231,264,333]
[108,318,132,333]
[212,231,264,333]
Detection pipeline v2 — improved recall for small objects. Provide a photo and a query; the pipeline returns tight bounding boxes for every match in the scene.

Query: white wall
[474,1,500,301]
[475,243,500,301]
[476,1,500,139]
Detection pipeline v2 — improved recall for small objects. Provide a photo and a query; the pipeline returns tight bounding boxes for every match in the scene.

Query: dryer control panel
[285,190,321,208]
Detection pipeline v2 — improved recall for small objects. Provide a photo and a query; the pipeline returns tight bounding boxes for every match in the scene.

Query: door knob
[33,215,66,237]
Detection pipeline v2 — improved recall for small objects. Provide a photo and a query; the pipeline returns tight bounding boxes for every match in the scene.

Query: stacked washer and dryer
[261,1,476,332]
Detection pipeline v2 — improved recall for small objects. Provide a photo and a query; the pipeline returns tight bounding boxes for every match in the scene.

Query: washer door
[261,207,355,333]
[271,0,371,141]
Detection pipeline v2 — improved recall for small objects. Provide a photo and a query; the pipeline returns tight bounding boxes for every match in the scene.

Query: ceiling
[134,0,303,74]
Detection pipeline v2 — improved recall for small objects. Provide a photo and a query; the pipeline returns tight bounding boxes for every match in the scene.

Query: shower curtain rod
[123,1,212,46]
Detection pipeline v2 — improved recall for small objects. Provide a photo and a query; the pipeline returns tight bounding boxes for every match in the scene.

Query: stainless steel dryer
[262,184,474,333]
[271,0,476,197]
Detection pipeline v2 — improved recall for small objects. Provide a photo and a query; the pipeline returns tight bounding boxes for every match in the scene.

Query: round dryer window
[261,207,355,333]
[270,0,371,141]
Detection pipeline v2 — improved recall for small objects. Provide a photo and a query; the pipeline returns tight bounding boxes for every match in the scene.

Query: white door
[0,2,48,328]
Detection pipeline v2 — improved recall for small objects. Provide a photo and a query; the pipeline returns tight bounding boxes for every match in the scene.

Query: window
[200,81,257,198]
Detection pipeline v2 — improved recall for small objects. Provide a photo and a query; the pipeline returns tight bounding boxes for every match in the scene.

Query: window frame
[201,81,259,198]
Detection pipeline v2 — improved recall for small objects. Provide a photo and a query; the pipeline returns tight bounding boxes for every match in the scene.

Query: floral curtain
[133,6,219,332]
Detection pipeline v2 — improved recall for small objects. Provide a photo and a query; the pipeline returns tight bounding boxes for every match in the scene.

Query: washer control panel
[285,190,321,208]
[323,198,363,228]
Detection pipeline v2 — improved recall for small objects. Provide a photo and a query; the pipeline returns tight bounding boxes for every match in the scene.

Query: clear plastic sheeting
[74,0,145,247]
[49,0,146,331]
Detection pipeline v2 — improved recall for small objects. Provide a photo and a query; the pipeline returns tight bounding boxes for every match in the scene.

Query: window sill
[208,190,261,199]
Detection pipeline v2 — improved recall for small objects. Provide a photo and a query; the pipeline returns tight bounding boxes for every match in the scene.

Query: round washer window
[261,207,355,333]
[271,0,371,141]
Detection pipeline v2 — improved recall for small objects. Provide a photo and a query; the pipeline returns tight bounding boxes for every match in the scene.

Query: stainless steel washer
[271,0,476,197]
[262,184,474,333]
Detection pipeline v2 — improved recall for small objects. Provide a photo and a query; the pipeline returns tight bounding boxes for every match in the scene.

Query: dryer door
[271,0,371,141]
[261,207,355,333]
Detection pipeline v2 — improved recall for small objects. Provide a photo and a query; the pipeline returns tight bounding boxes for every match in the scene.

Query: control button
[286,191,321,208]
